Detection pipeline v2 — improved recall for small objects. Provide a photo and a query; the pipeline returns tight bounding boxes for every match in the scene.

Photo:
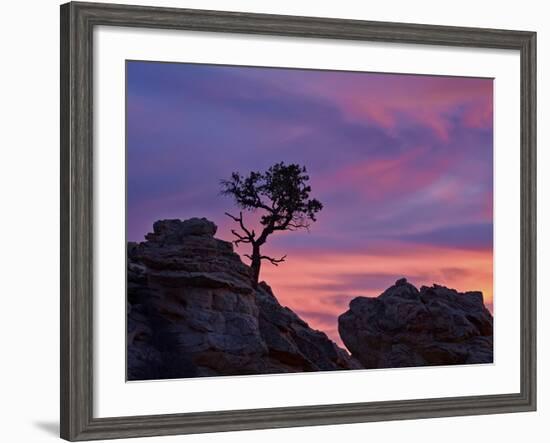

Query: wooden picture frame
[60,1,536,440]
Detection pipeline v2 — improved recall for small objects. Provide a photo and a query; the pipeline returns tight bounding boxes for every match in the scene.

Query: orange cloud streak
[259,245,493,348]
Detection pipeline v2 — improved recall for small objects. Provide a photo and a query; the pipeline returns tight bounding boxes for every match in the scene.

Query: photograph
[126,61,495,380]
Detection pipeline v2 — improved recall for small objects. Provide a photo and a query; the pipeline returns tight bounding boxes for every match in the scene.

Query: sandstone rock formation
[338,278,493,369]
[127,218,360,380]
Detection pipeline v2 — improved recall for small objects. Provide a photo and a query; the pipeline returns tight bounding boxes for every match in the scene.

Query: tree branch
[230,229,253,246]
[225,211,253,236]
[286,221,310,231]
[260,254,287,266]
[225,212,256,247]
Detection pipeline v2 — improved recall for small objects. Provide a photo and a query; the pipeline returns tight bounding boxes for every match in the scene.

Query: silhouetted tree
[221,162,323,287]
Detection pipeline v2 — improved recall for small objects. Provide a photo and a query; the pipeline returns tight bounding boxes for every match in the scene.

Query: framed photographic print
[60,1,536,441]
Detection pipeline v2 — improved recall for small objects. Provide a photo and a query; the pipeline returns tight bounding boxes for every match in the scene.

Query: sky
[127,60,493,348]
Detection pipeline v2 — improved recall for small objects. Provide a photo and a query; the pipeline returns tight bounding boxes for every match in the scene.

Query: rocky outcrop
[128,218,494,379]
[338,278,493,369]
[127,218,359,380]
[256,282,362,372]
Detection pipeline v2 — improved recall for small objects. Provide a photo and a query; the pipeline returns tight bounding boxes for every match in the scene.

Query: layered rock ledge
[127,218,360,380]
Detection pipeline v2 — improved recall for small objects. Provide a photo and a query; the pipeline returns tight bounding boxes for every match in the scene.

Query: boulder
[148,217,217,240]
[338,278,494,369]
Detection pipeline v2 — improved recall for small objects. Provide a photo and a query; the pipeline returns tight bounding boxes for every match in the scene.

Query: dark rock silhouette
[128,218,493,379]
[338,278,493,369]
[127,218,360,380]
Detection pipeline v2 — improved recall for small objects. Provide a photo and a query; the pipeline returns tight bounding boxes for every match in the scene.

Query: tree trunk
[250,243,261,288]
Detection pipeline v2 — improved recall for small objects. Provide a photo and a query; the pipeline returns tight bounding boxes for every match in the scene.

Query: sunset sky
[127,61,493,347]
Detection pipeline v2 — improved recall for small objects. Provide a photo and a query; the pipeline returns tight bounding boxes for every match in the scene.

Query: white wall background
[0,1,546,442]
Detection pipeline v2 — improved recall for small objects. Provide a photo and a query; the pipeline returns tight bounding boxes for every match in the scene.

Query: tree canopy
[221,162,323,286]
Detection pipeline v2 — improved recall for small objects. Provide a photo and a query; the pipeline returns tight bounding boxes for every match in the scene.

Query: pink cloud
[462,98,493,129]
[316,145,451,204]
[297,74,493,140]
